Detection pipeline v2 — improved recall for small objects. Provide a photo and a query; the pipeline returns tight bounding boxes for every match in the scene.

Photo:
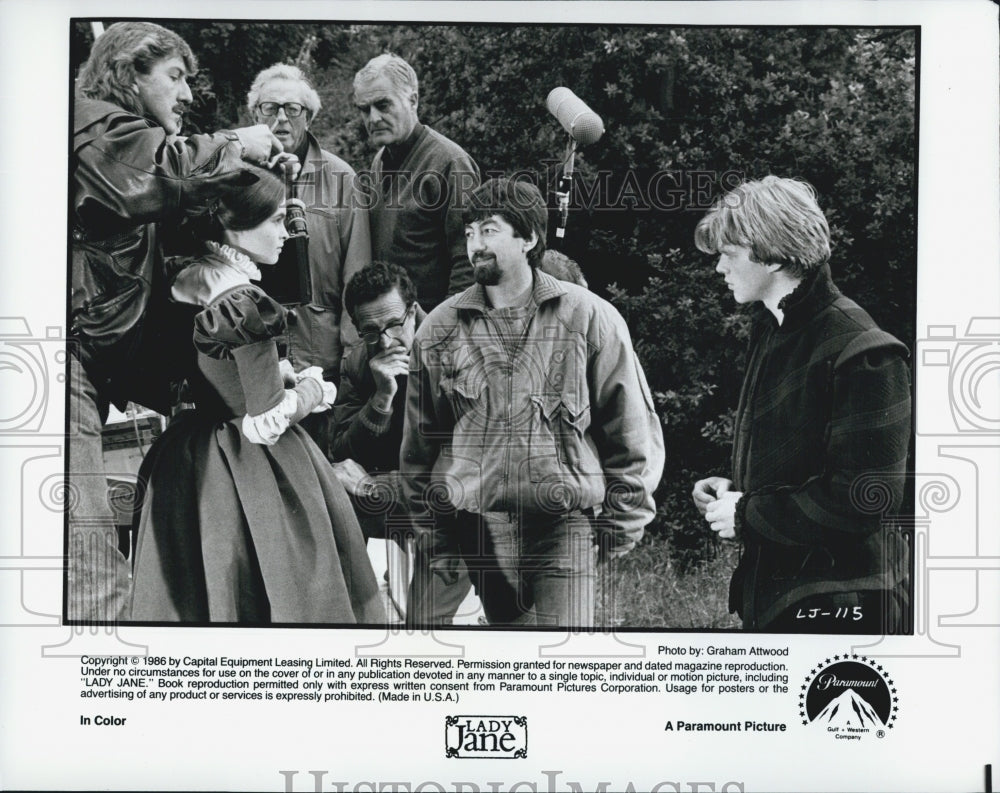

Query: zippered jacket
[400,270,665,555]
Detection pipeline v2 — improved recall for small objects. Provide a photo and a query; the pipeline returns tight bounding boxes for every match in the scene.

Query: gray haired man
[353,53,480,315]
[249,63,372,454]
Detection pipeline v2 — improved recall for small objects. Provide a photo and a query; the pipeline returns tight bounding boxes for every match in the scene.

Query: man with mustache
[71,21,288,621]
[247,63,371,455]
[353,53,480,318]
[400,178,664,627]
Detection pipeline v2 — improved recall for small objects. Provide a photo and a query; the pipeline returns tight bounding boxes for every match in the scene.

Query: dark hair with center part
[181,166,285,247]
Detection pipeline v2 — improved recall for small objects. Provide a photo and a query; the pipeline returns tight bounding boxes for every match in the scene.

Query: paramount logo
[445,715,527,759]
[800,656,898,740]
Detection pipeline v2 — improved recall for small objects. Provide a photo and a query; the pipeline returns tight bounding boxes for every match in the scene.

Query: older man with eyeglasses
[247,63,371,456]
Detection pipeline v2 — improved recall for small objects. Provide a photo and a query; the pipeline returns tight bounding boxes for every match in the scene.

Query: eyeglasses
[256,102,307,118]
[359,305,414,345]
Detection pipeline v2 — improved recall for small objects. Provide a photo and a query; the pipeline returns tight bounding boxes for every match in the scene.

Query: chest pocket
[439,367,487,433]
[528,340,590,473]
[528,389,593,482]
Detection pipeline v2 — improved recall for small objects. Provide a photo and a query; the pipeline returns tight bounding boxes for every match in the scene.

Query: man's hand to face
[369,347,409,409]
[354,288,418,412]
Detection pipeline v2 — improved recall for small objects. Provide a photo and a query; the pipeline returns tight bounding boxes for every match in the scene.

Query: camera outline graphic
[915,317,1000,436]
[0,317,79,437]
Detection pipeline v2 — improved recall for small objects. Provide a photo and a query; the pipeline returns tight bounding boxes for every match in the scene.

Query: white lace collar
[171,242,264,306]
[205,240,262,282]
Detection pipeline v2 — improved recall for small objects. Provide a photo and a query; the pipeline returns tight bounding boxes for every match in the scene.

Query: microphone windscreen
[546,87,605,146]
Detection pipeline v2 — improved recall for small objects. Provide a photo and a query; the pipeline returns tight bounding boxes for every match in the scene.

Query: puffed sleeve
[193,286,332,445]
[193,286,287,354]
[194,286,285,407]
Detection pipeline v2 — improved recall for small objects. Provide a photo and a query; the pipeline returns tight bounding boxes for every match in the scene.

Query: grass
[595,532,742,630]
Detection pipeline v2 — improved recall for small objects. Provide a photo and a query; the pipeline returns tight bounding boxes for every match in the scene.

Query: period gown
[129,242,384,624]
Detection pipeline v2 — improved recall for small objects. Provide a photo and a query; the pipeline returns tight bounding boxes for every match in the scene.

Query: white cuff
[296,365,337,413]
[241,389,298,445]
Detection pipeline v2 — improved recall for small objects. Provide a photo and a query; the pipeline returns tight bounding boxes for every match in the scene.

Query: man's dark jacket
[730,264,912,629]
[72,96,244,412]
[367,124,479,314]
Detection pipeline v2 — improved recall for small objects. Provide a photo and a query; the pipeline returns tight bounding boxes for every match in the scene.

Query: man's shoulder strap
[835,326,909,369]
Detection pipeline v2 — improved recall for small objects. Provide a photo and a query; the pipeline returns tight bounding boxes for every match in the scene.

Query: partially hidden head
[694,175,831,279]
[539,250,588,289]
[76,21,196,135]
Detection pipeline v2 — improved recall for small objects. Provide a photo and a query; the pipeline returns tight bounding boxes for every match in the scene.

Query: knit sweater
[367,124,480,313]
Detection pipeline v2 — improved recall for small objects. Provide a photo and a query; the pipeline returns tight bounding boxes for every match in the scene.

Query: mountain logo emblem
[800,656,897,739]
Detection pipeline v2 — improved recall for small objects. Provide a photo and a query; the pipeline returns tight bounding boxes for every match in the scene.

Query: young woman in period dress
[130,167,384,624]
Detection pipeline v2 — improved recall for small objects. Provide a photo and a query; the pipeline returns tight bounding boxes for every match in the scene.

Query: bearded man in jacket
[401,178,664,627]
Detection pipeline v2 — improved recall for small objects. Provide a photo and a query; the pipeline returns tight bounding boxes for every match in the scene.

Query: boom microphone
[545,87,605,146]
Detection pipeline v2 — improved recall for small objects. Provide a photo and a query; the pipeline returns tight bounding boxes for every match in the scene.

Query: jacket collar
[778,264,841,329]
[750,263,841,331]
[74,96,142,134]
[451,268,568,314]
[299,131,323,170]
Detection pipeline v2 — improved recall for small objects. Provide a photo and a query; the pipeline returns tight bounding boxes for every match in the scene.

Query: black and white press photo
[66,18,918,632]
[1,3,997,792]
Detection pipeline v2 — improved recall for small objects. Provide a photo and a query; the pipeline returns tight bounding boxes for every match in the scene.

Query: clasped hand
[691,476,742,540]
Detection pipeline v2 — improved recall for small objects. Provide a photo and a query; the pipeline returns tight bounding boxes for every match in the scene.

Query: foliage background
[71,22,916,628]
